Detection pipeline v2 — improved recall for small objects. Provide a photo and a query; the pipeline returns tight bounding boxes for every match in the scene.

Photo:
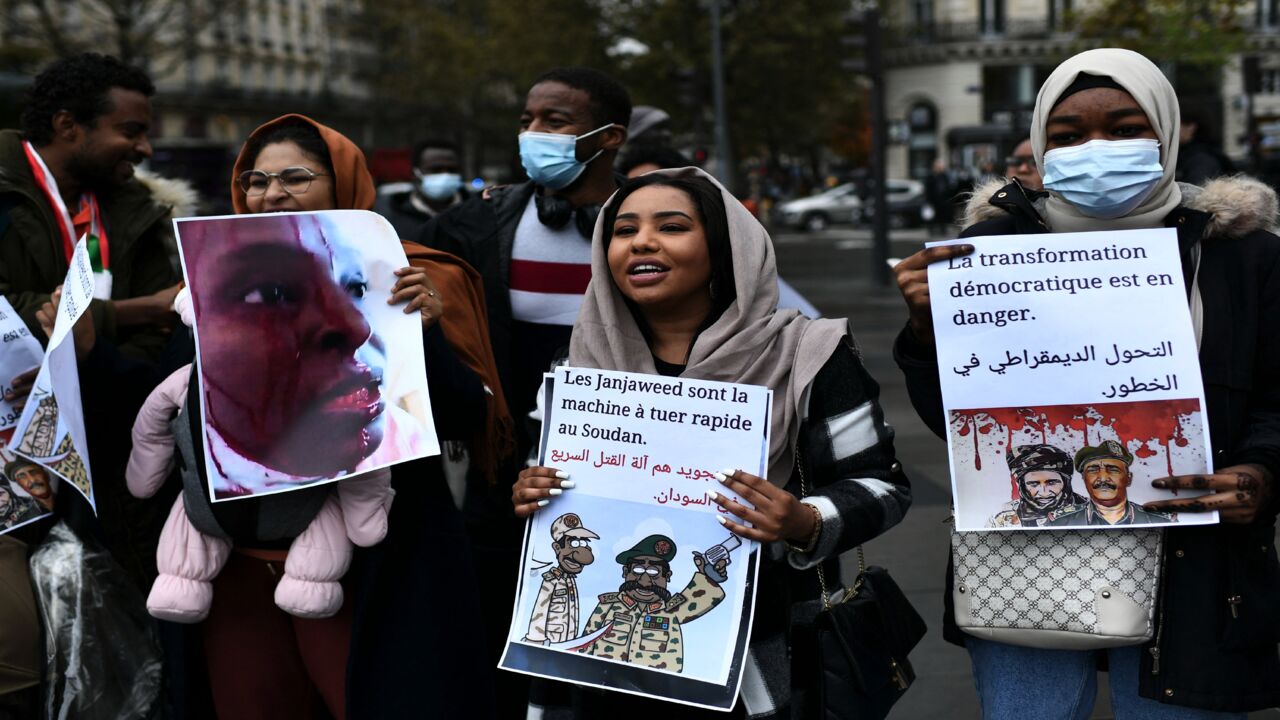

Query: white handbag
[951,527,1163,649]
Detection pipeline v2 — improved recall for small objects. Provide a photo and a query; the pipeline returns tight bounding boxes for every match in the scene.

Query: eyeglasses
[629,565,661,576]
[1005,155,1035,169]
[238,167,328,196]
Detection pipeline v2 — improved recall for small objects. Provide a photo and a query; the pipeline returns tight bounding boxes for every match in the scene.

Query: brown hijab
[232,114,514,478]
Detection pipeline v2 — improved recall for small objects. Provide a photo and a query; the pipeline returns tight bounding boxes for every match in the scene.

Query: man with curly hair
[0,52,180,372]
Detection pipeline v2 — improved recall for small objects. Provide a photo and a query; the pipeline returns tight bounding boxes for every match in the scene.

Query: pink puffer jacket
[127,366,393,623]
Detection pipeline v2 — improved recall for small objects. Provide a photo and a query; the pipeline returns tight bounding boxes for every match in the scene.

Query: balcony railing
[890,18,1071,46]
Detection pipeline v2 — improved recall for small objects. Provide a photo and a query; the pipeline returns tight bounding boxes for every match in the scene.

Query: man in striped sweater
[417,66,631,718]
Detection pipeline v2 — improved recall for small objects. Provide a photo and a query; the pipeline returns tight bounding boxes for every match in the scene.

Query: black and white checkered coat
[739,337,911,719]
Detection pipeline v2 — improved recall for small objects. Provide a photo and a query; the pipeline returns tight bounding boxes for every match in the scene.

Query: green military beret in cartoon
[615,534,677,565]
[1074,439,1134,472]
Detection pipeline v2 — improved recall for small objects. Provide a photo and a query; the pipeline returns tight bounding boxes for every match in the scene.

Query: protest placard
[0,297,52,534]
[11,239,96,509]
[499,366,772,711]
[927,228,1215,530]
[175,210,439,501]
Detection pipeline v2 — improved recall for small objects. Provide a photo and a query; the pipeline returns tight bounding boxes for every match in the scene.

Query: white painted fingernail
[720,467,737,477]
[712,491,724,501]
[716,515,728,525]
[537,499,550,507]
[717,474,731,485]
[559,480,575,489]
[555,471,569,479]
[548,489,562,496]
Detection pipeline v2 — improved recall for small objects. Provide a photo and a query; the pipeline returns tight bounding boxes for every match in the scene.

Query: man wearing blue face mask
[416,66,630,718]
[375,138,470,239]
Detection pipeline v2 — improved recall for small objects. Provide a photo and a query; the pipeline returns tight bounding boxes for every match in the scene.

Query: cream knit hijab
[569,167,847,485]
[1032,48,1183,232]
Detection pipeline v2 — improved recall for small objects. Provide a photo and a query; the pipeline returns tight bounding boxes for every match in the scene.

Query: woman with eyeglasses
[164,114,508,718]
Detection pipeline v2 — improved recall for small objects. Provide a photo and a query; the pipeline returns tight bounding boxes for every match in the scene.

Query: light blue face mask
[417,172,463,201]
[518,124,614,190]
[1041,138,1164,219]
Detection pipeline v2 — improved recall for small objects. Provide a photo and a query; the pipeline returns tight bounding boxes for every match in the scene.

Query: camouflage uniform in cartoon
[524,513,598,644]
[581,534,726,673]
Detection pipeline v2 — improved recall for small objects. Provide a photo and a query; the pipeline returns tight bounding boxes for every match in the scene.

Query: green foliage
[359,0,870,168]
[1072,0,1251,68]
[605,0,869,164]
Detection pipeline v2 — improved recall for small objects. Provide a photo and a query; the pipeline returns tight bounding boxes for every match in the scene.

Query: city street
[772,224,1278,720]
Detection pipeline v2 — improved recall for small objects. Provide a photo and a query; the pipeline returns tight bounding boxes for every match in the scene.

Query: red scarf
[22,141,112,298]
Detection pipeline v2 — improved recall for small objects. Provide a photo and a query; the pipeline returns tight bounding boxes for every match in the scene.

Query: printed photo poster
[926,228,1216,531]
[500,367,772,711]
[174,210,439,501]
[0,297,54,533]
[11,240,96,509]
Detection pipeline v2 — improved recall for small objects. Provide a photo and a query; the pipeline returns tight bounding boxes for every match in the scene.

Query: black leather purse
[811,548,927,720]
[793,445,927,720]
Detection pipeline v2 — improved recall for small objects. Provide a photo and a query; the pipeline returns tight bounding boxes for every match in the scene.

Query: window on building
[1261,68,1280,94]
[1260,0,1280,30]
[912,0,933,27]
[979,0,1006,35]
[1048,0,1073,31]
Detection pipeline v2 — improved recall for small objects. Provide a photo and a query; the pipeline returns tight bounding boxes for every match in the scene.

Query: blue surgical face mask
[417,172,463,201]
[518,124,614,190]
[1041,138,1164,219]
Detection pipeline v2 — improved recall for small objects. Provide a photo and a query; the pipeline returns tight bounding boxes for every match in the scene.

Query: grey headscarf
[1032,48,1183,232]
[570,167,847,485]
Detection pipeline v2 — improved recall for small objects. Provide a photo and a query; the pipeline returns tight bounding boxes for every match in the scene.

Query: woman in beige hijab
[893,48,1280,717]
[511,167,911,718]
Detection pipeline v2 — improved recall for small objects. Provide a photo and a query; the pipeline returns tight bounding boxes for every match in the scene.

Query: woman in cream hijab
[893,48,1280,717]
[512,167,911,718]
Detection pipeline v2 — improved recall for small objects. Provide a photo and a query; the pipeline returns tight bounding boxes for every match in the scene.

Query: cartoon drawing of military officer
[525,513,598,644]
[580,534,728,673]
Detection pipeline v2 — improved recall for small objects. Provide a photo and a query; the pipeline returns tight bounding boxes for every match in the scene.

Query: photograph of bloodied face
[176,211,438,499]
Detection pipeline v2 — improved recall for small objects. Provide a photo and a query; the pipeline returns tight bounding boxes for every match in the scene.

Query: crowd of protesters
[0,47,1276,720]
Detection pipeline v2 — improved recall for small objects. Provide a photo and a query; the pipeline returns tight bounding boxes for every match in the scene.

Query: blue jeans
[966,637,1246,720]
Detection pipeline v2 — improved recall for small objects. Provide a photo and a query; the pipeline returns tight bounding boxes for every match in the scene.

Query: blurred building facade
[0,0,374,210]
[882,0,1280,181]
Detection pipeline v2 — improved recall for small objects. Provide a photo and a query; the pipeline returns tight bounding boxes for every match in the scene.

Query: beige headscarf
[570,167,847,486]
[1032,48,1183,232]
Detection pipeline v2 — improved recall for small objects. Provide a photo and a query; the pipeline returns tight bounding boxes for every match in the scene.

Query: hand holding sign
[712,468,816,544]
[1145,464,1274,524]
[36,287,95,362]
[893,243,976,343]
[512,466,573,517]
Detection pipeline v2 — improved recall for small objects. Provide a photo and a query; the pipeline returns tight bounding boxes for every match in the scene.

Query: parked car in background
[774,183,862,231]
[859,179,931,228]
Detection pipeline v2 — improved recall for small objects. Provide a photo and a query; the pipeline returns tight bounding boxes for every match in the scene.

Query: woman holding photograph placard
[892,48,1280,717]
[138,115,507,719]
[511,167,913,718]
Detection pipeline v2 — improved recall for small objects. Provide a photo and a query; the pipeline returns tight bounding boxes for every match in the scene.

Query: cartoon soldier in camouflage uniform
[580,534,728,673]
[525,513,598,644]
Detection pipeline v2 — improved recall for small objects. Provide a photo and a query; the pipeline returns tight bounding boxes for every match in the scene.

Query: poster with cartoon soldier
[499,367,772,711]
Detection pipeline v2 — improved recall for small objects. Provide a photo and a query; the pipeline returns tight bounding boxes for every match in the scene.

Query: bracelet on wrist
[785,502,823,554]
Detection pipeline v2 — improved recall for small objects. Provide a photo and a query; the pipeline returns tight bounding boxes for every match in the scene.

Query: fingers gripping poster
[11,240,96,510]
[174,211,439,501]
[927,228,1215,530]
[500,367,771,711]
[0,297,54,533]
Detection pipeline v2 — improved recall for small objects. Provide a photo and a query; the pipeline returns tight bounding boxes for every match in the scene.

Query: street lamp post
[709,0,734,194]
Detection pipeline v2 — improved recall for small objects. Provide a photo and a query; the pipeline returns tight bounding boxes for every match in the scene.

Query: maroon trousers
[202,551,351,720]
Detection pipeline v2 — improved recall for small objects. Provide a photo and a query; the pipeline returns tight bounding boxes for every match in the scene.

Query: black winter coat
[894,177,1280,712]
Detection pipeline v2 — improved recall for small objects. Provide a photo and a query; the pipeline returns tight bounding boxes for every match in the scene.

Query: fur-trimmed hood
[961,175,1280,238]
[135,168,201,219]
